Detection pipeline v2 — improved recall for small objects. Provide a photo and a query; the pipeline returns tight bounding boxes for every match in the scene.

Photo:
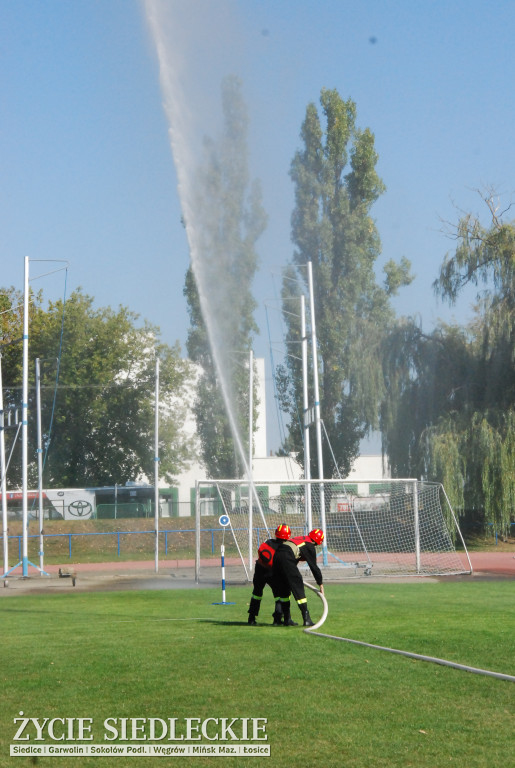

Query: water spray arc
[145,2,266,527]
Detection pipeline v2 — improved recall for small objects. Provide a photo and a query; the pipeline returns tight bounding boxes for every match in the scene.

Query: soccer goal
[194,478,472,582]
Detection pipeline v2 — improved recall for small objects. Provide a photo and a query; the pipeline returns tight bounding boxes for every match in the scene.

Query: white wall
[162,357,388,515]
[254,357,267,458]
[346,454,389,481]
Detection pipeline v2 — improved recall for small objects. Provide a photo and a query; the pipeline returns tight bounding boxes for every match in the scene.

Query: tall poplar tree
[277,88,411,477]
[183,76,267,478]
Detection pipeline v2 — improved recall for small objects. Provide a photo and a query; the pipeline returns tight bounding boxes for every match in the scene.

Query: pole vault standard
[5,258,49,578]
[18,258,46,576]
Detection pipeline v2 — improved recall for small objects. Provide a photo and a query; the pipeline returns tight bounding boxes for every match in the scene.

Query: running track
[31,550,515,576]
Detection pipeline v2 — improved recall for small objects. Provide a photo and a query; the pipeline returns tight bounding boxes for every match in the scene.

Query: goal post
[195,478,472,582]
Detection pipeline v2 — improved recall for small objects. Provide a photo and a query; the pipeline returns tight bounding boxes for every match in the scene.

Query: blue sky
[2,0,514,451]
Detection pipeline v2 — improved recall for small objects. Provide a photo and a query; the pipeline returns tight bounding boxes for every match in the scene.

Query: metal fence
[6,526,258,563]
[6,521,514,568]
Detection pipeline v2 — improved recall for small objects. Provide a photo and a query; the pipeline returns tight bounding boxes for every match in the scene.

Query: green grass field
[1,581,513,768]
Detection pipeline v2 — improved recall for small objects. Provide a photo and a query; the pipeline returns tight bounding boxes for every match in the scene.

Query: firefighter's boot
[282,602,298,627]
[272,601,283,626]
[300,604,314,627]
[248,597,260,625]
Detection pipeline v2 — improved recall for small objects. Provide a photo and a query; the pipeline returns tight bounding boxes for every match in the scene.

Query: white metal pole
[307,261,327,563]
[194,480,200,583]
[0,354,8,576]
[36,358,44,574]
[248,349,253,571]
[221,543,227,603]
[21,256,29,577]
[413,480,421,574]
[154,355,160,574]
[301,295,312,530]
[440,483,473,574]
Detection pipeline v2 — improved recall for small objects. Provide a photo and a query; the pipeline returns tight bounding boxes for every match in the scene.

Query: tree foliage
[382,190,515,533]
[1,287,194,488]
[278,88,412,477]
[184,75,266,478]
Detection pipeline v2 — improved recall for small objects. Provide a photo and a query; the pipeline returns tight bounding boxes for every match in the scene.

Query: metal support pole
[413,480,421,574]
[154,355,160,574]
[36,358,44,574]
[248,349,253,571]
[307,261,327,563]
[221,543,227,602]
[4,257,63,578]
[0,354,8,576]
[21,256,29,577]
[301,295,312,530]
[194,480,200,583]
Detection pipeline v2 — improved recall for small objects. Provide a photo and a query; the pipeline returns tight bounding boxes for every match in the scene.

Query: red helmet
[309,528,324,545]
[275,524,291,540]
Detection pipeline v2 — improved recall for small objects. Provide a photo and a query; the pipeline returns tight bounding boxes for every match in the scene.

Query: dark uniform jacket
[257,538,282,569]
[289,535,323,586]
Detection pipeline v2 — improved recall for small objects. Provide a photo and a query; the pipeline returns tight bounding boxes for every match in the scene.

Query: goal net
[195,479,471,582]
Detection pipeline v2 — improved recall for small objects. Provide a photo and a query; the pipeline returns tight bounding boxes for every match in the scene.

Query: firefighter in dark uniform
[290,528,325,595]
[247,526,288,625]
[270,524,324,627]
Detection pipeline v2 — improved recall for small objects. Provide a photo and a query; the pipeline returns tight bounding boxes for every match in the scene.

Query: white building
[161,358,388,517]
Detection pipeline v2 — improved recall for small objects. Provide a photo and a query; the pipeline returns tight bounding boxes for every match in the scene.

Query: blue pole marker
[212,514,235,605]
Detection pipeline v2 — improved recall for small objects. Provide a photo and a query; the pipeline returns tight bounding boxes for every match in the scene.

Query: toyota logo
[68,499,93,517]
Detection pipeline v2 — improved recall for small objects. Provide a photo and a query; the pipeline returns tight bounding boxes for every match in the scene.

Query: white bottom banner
[11,744,270,757]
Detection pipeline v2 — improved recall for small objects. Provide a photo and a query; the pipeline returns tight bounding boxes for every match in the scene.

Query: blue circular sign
[219,514,230,527]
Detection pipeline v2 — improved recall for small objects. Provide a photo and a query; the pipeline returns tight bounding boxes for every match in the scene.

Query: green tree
[278,88,412,477]
[382,190,515,534]
[432,190,515,533]
[1,287,194,488]
[183,75,267,478]
[380,320,477,479]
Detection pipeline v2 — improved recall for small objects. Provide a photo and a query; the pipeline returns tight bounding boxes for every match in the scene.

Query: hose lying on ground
[301,582,514,682]
[303,581,328,632]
